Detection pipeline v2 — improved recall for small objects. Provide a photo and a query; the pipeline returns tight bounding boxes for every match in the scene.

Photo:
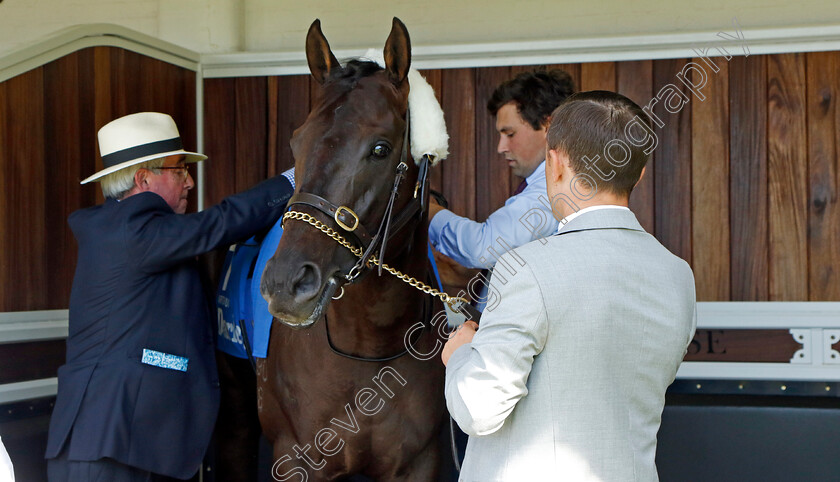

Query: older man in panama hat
[45,112,295,481]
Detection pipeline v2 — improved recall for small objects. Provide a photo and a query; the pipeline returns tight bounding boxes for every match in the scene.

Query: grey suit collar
[556,208,646,236]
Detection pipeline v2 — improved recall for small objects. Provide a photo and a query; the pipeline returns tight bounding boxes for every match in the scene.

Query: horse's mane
[327,59,383,89]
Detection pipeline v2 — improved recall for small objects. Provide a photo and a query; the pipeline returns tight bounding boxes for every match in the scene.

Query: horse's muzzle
[261,258,341,328]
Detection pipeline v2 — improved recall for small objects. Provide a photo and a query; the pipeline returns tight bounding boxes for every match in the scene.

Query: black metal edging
[668,379,840,399]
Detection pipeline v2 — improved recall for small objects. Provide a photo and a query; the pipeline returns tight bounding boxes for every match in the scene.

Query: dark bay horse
[258,18,449,481]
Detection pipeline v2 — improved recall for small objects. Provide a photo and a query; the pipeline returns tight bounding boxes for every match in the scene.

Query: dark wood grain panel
[4,68,47,311]
[309,75,321,112]
[109,48,143,118]
[44,55,82,309]
[92,47,112,208]
[806,51,840,301]
[768,53,808,301]
[652,58,692,263]
[234,77,268,191]
[684,329,803,362]
[203,78,238,205]
[0,78,6,311]
[440,68,476,220]
[691,60,730,301]
[272,75,310,177]
[172,66,197,153]
[267,77,279,178]
[474,66,512,221]
[174,66,198,211]
[139,55,167,115]
[580,61,617,92]
[729,55,768,301]
[618,60,656,235]
[0,341,65,384]
[77,48,98,207]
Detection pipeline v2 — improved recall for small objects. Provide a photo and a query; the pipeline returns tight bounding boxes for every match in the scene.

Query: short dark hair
[546,90,652,198]
[487,69,576,130]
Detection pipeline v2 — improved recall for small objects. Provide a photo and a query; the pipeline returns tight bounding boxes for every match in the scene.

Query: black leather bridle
[283,112,433,285]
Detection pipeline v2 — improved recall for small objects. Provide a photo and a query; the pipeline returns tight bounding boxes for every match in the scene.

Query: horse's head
[261,18,423,328]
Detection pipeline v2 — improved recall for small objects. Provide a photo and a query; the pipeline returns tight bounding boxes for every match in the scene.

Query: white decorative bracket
[824,330,840,365]
[790,329,812,364]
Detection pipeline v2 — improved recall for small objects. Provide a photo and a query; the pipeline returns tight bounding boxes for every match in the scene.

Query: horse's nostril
[291,262,322,303]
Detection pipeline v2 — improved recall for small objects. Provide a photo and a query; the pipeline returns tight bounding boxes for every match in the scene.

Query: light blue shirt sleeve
[428,161,557,269]
[281,167,296,190]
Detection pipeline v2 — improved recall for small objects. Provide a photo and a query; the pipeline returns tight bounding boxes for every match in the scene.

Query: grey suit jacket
[445,208,697,481]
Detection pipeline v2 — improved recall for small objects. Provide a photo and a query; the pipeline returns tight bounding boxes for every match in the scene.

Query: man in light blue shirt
[429,69,575,306]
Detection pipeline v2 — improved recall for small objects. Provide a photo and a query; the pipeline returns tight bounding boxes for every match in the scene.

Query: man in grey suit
[442,91,697,481]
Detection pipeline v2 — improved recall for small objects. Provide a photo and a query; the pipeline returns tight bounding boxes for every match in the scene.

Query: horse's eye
[371,143,391,159]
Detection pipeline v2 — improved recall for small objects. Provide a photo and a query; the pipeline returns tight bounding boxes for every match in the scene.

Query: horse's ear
[383,17,411,85]
[306,19,341,85]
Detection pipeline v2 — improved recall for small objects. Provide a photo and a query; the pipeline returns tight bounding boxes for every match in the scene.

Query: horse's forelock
[326,59,384,89]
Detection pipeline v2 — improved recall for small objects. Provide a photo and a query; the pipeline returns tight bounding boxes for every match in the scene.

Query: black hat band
[101,137,183,168]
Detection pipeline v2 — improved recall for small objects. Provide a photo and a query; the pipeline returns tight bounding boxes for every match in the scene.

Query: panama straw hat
[81,112,207,184]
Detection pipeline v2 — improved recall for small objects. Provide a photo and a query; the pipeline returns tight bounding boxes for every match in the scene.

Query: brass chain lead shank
[282,210,469,308]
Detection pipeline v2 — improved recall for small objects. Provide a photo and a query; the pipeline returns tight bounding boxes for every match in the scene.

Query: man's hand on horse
[441,320,478,366]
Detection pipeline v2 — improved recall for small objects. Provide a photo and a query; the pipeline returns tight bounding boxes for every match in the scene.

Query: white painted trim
[0,310,68,344]
[200,23,840,78]
[0,378,57,405]
[0,23,199,83]
[677,362,840,382]
[696,302,840,329]
[196,63,206,212]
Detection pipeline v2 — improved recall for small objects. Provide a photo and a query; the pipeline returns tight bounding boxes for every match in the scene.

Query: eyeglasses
[156,165,193,178]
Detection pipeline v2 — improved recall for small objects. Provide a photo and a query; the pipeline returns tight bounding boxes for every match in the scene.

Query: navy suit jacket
[46,175,293,479]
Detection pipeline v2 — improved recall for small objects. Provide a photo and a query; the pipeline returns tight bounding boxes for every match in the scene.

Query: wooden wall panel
[4,69,47,311]
[580,61,616,92]
[618,60,655,234]
[729,55,769,301]
[0,80,6,309]
[806,51,840,301]
[234,77,268,192]
[44,55,82,308]
[440,68,476,220]
[653,59,692,263]
[768,53,808,301]
[309,76,322,112]
[267,77,280,179]
[204,78,238,206]
[110,48,144,118]
[474,67,511,221]
[271,76,310,177]
[691,60,731,301]
[77,49,98,202]
[93,47,112,209]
